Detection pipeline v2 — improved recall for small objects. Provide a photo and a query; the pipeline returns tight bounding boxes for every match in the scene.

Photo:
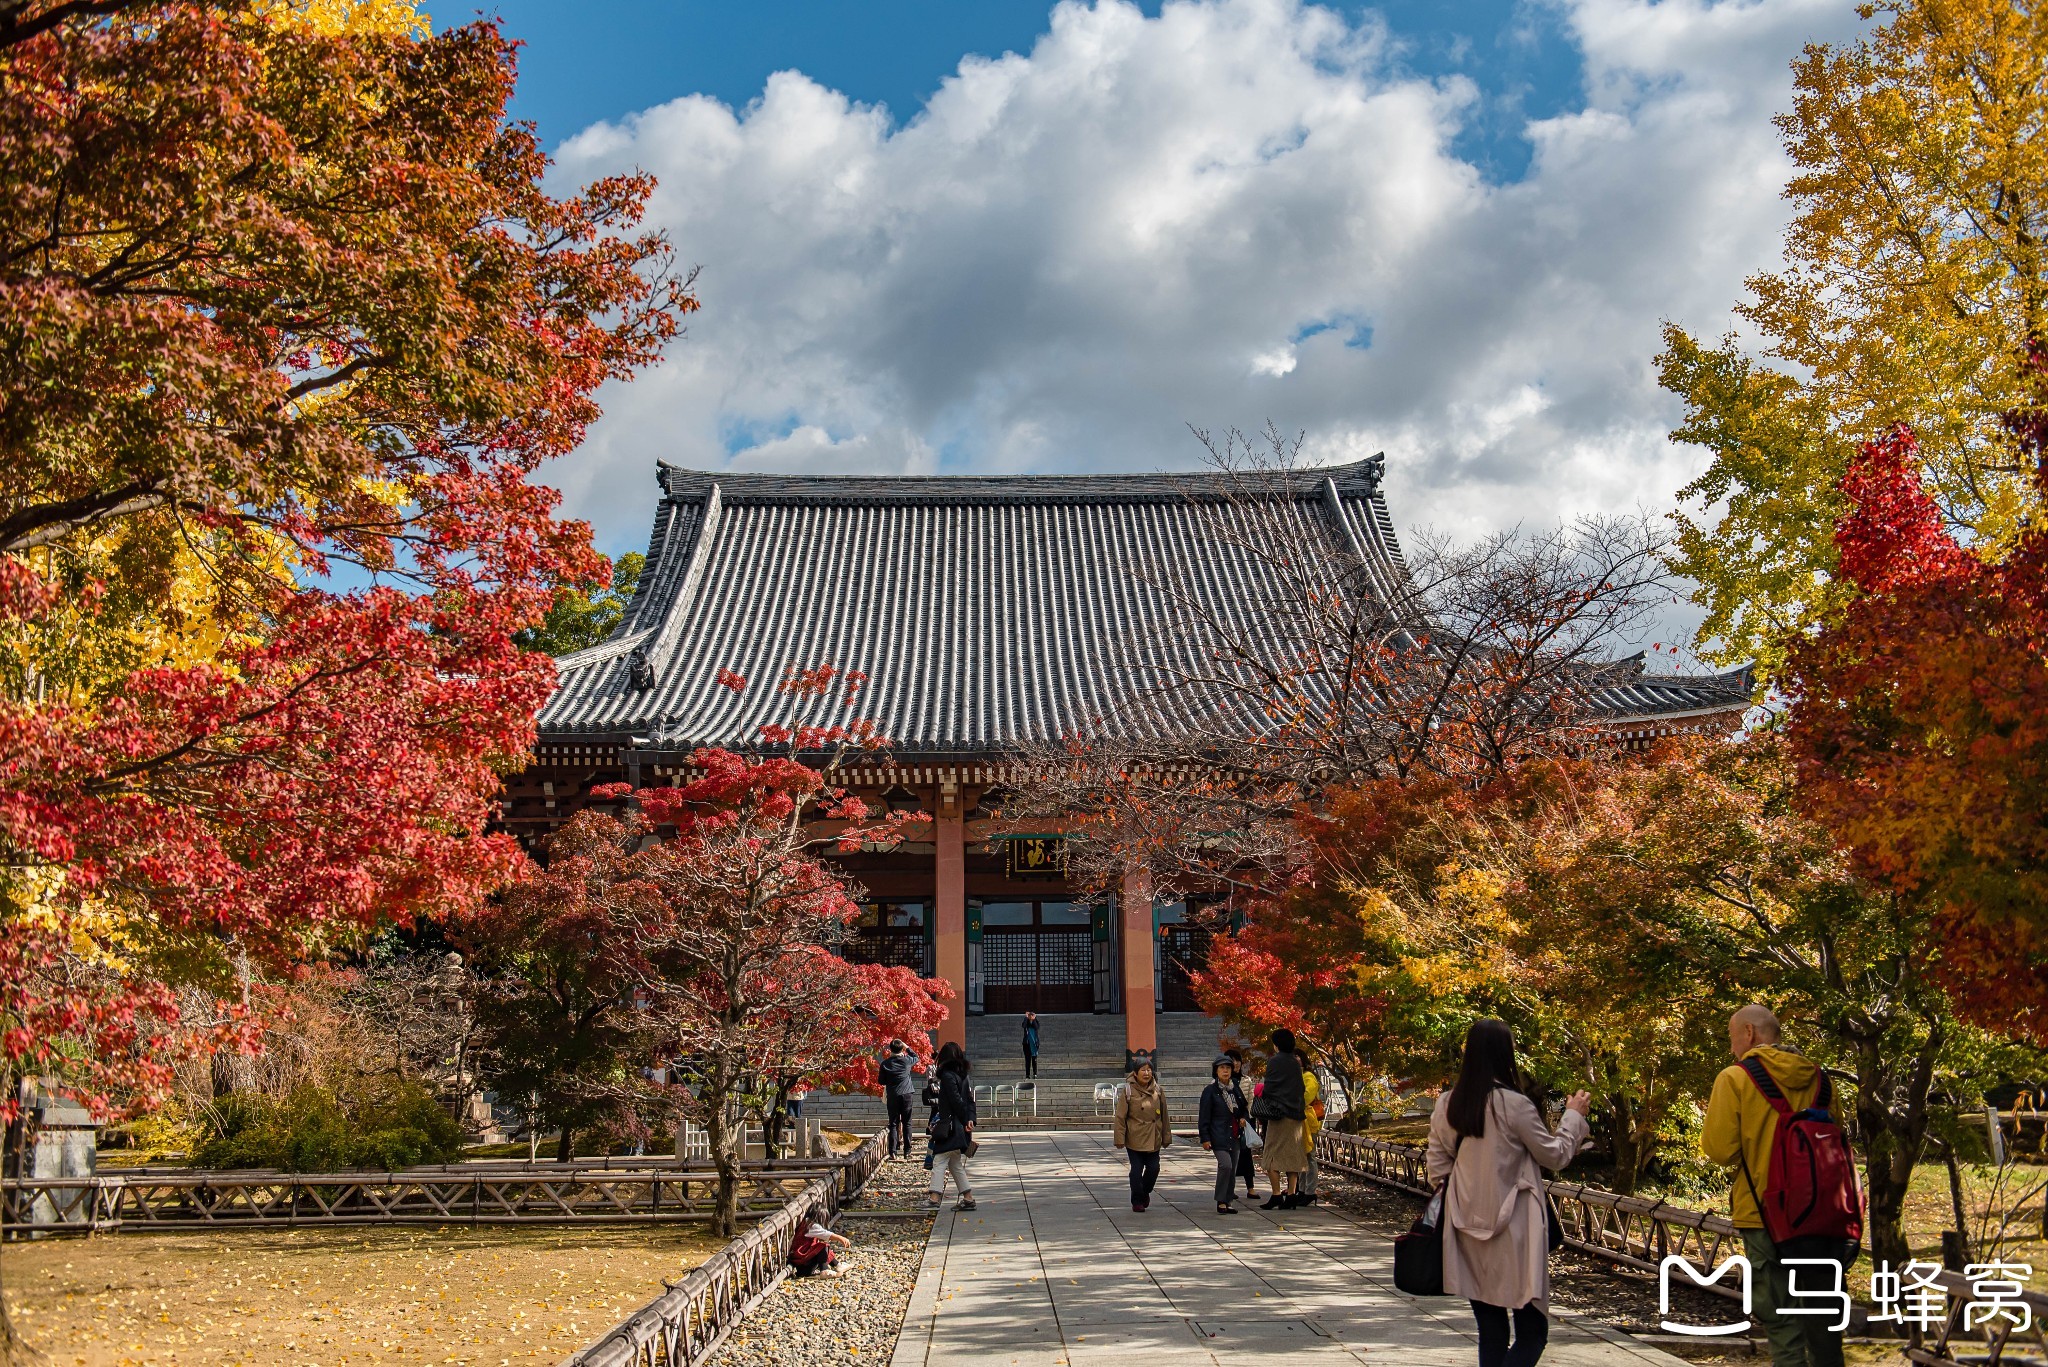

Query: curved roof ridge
[653,454,1385,505]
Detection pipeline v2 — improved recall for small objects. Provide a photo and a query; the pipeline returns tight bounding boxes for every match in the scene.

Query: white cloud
[1250,346,1299,378]
[552,0,1859,585]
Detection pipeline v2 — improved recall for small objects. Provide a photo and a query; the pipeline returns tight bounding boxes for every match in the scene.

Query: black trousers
[1127,1148,1162,1206]
[1023,1048,1038,1078]
[1472,1301,1549,1367]
[886,1094,914,1156]
[1212,1141,1239,1205]
[1235,1140,1257,1194]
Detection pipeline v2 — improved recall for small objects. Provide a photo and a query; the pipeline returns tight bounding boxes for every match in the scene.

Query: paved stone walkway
[891,1132,1685,1367]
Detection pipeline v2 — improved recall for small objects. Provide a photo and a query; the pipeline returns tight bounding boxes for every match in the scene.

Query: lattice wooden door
[1161,924,1210,1012]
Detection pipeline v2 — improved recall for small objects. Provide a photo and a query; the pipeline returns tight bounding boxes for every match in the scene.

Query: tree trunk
[0,1072,36,1366]
[1936,1139,1973,1259]
[0,1194,30,1367]
[1864,1159,1914,1270]
[1852,1025,1943,1272]
[1597,1055,1659,1196]
[708,1095,741,1240]
[1604,1095,1643,1195]
[554,1126,573,1163]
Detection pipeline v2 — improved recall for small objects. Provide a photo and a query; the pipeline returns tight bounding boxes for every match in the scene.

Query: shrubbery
[194,1077,463,1171]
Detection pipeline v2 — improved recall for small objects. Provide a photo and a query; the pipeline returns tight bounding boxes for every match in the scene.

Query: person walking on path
[1702,1005,1843,1367]
[1199,1055,1247,1214]
[1257,1029,1309,1209]
[1022,1011,1041,1079]
[926,1040,978,1210]
[1113,1054,1173,1212]
[1225,1047,1258,1201]
[1427,1018,1592,1367]
[879,1039,920,1158]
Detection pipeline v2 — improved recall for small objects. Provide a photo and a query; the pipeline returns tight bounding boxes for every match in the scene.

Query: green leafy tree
[1518,736,2036,1267]
[515,552,645,657]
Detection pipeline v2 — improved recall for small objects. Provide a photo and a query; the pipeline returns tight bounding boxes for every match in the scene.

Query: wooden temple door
[848,902,932,976]
[1160,923,1210,1012]
[978,901,1094,1013]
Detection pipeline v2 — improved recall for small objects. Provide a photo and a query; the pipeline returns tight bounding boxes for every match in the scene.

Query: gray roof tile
[538,460,1750,751]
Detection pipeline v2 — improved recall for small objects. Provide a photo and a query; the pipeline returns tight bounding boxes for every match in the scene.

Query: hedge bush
[194,1076,463,1171]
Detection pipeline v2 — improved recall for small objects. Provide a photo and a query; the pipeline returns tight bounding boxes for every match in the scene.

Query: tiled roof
[538,458,1750,753]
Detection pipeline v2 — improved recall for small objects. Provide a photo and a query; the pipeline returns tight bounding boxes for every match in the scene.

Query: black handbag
[1393,1137,1459,1297]
[1394,1200,1448,1296]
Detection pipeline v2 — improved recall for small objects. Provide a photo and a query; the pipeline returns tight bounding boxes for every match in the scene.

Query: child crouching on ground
[789,1209,853,1278]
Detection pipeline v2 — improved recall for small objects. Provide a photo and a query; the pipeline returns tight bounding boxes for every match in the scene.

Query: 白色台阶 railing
[560,1131,885,1367]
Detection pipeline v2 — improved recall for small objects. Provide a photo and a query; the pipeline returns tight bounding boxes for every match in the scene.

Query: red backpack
[1739,1057,1864,1254]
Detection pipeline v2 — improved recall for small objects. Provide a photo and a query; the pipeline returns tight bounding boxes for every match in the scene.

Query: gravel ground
[707,1158,935,1367]
[842,1150,945,1212]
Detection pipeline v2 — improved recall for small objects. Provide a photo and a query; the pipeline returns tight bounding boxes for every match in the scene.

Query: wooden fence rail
[1316,1129,2048,1366]
[561,1133,885,1367]
[3,1153,880,1234]
[1317,1129,1746,1294]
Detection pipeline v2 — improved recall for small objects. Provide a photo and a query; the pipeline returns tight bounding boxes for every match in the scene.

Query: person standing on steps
[1199,1055,1247,1214]
[1022,1011,1041,1080]
[1257,1029,1309,1208]
[1427,1018,1592,1367]
[1113,1054,1173,1212]
[878,1039,920,1159]
[926,1040,978,1211]
[1225,1046,1258,1202]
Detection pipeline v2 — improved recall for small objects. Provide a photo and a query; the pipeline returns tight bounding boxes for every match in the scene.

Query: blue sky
[442,0,1858,663]
[474,1,1582,182]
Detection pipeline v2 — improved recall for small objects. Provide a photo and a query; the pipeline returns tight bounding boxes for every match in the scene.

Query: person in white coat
[1426,1019,1592,1367]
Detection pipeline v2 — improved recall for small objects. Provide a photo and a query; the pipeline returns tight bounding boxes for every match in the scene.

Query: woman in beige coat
[1426,1020,1591,1367]
[1113,1057,1173,1212]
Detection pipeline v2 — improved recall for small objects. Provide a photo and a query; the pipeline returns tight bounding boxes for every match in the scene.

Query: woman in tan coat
[1113,1057,1173,1212]
[1426,1020,1591,1367]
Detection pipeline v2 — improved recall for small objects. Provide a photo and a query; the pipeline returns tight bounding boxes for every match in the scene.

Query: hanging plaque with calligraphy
[1004,835,1068,879]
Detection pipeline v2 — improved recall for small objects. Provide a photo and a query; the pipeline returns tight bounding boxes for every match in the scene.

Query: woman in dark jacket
[1198,1055,1247,1214]
[1225,1047,1258,1201]
[1258,1029,1309,1209]
[926,1040,978,1210]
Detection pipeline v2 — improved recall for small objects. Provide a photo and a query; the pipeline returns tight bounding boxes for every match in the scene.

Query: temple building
[500,458,1752,1061]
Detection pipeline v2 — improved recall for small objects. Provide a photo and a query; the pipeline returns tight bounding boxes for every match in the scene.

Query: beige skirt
[1262,1117,1308,1173]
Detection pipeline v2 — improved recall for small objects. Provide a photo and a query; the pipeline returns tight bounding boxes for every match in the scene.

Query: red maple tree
[524,667,947,1236]
[1785,414,2048,1031]
[0,3,690,1141]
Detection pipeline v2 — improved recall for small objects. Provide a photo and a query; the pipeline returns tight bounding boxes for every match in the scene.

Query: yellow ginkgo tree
[1662,0,2048,680]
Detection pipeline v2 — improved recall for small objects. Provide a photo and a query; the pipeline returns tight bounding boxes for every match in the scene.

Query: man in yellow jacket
[1701,1004,1841,1367]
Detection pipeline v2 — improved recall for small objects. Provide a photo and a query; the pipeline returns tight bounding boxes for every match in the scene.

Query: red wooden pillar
[1121,864,1157,1064]
[935,805,967,1050]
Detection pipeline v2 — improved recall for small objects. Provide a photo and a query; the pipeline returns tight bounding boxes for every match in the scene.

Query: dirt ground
[5,1223,726,1367]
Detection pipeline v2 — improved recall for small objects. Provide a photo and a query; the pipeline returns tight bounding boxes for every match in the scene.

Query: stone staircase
[799,1013,1247,1130]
